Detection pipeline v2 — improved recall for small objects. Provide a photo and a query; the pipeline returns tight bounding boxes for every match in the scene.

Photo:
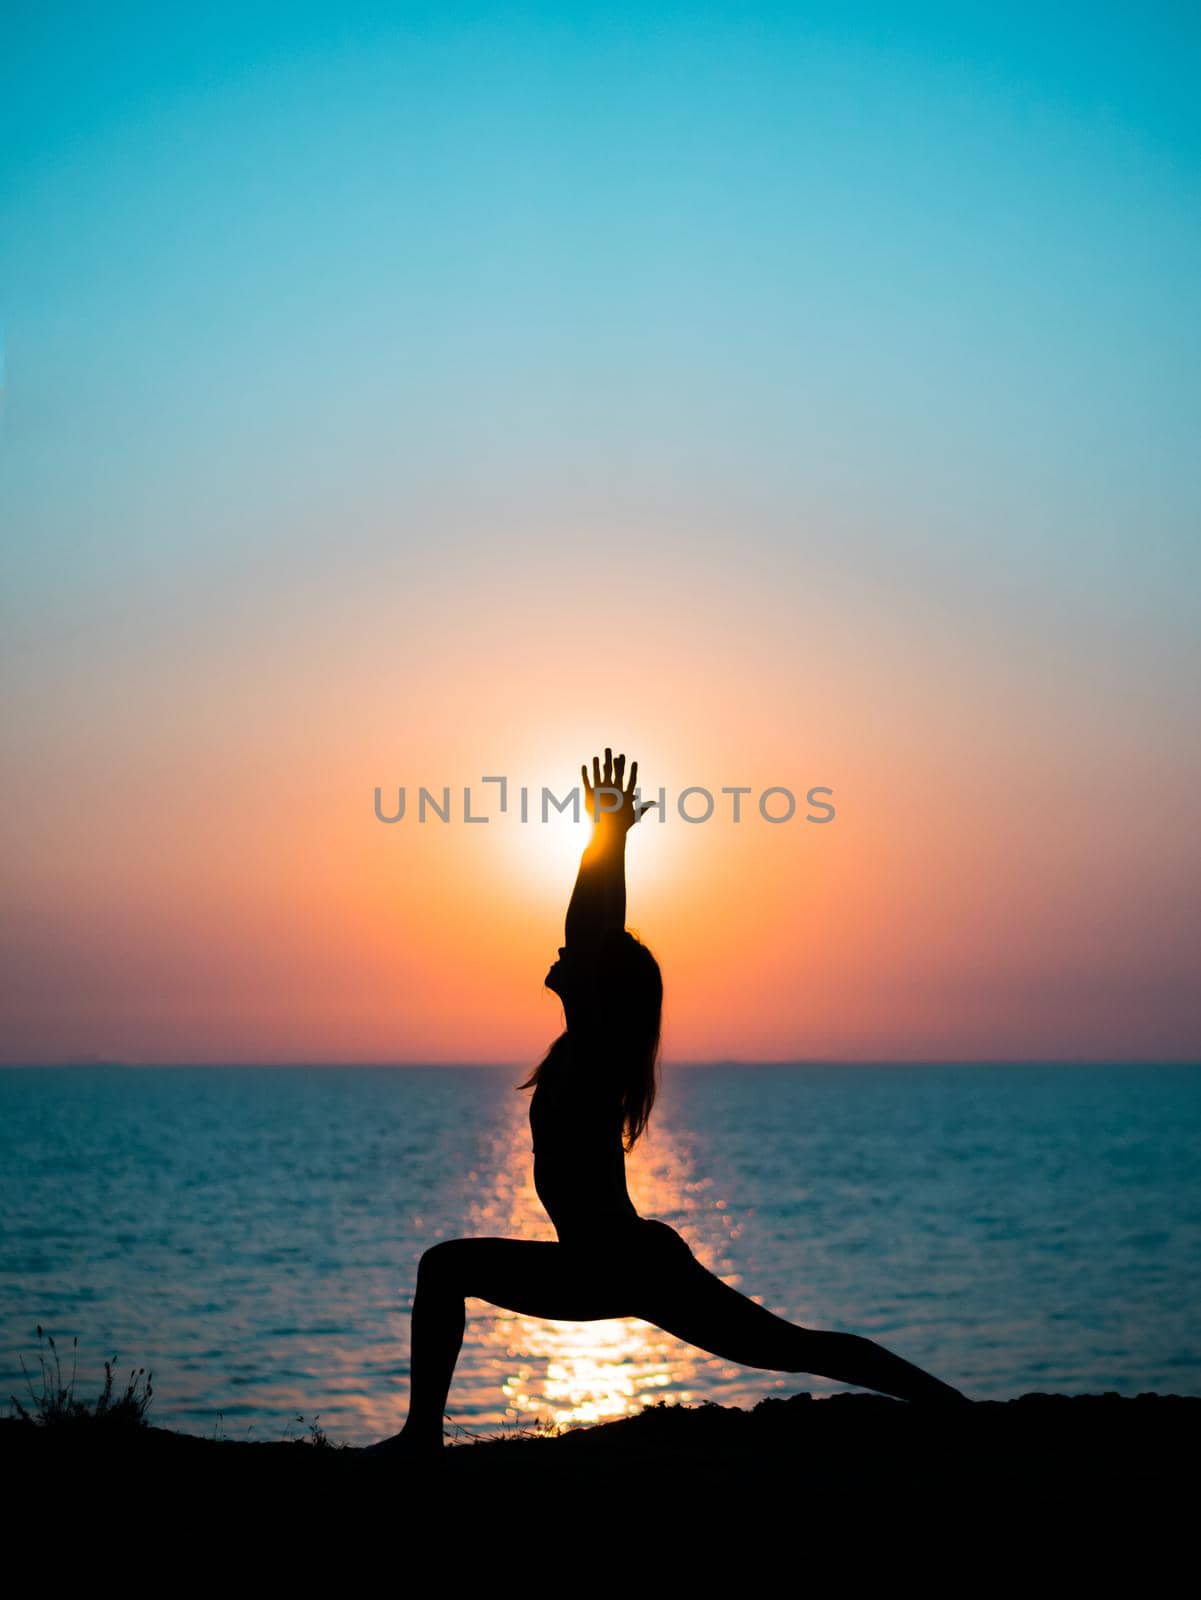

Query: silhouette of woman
[369,749,968,1456]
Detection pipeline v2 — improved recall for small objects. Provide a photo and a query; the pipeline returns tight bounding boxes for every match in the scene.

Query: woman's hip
[558,1216,696,1270]
[636,1218,696,1259]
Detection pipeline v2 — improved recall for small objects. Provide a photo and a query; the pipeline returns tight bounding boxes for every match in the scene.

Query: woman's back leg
[635,1251,968,1406]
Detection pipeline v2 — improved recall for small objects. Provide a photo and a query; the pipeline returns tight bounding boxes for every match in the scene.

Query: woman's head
[527,928,663,1150]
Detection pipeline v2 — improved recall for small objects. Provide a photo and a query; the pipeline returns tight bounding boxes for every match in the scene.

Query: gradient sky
[2,2,1199,1064]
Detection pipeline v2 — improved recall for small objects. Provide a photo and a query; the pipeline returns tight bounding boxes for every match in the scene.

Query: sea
[1,1063,1198,1446]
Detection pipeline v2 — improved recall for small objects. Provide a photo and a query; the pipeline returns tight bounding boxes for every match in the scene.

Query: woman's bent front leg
[399,1236,633,1449]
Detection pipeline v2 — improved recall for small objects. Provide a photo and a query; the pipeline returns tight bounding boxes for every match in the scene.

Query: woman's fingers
[582,750,649,823]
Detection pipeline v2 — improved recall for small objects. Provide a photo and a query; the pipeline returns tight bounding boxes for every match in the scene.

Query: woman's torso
[528,1040,643,1245]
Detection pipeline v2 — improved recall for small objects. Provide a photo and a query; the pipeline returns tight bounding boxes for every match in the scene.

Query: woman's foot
[914,1379,975,1409]
[363,1427,444,1461]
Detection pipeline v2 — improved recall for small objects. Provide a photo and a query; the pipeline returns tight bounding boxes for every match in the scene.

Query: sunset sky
[3,3,1198,1064]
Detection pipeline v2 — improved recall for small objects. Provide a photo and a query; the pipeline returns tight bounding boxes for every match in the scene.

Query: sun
[502,798,592,896]
[495,777,671,905]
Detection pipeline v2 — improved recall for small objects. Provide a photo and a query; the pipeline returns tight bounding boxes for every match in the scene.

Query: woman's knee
[417,1237,474,1288]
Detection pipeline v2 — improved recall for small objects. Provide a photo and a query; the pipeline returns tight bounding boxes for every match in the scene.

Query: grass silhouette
[9,1325,154,1429]
[7,1328,351,1448]
[445,1412,561,1448]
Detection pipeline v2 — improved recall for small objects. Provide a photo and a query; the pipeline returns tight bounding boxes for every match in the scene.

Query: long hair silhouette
[517,927,662,1151]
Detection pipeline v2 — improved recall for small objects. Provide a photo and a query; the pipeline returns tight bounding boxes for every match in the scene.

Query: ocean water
[1,1063,1198,1445]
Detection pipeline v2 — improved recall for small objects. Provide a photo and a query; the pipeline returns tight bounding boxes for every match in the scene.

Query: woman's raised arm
[564,749,653,949]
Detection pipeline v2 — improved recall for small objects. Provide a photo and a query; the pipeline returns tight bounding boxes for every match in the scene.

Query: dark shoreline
[6,1389,1197,1514]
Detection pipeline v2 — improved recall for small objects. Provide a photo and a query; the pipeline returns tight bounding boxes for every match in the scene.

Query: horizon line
[3,1057,1199,1070]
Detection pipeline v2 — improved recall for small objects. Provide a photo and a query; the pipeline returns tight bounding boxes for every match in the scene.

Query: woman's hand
[581,748,656,833]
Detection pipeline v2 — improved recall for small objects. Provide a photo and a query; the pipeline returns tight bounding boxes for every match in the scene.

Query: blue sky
[2,4,1199,1060]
